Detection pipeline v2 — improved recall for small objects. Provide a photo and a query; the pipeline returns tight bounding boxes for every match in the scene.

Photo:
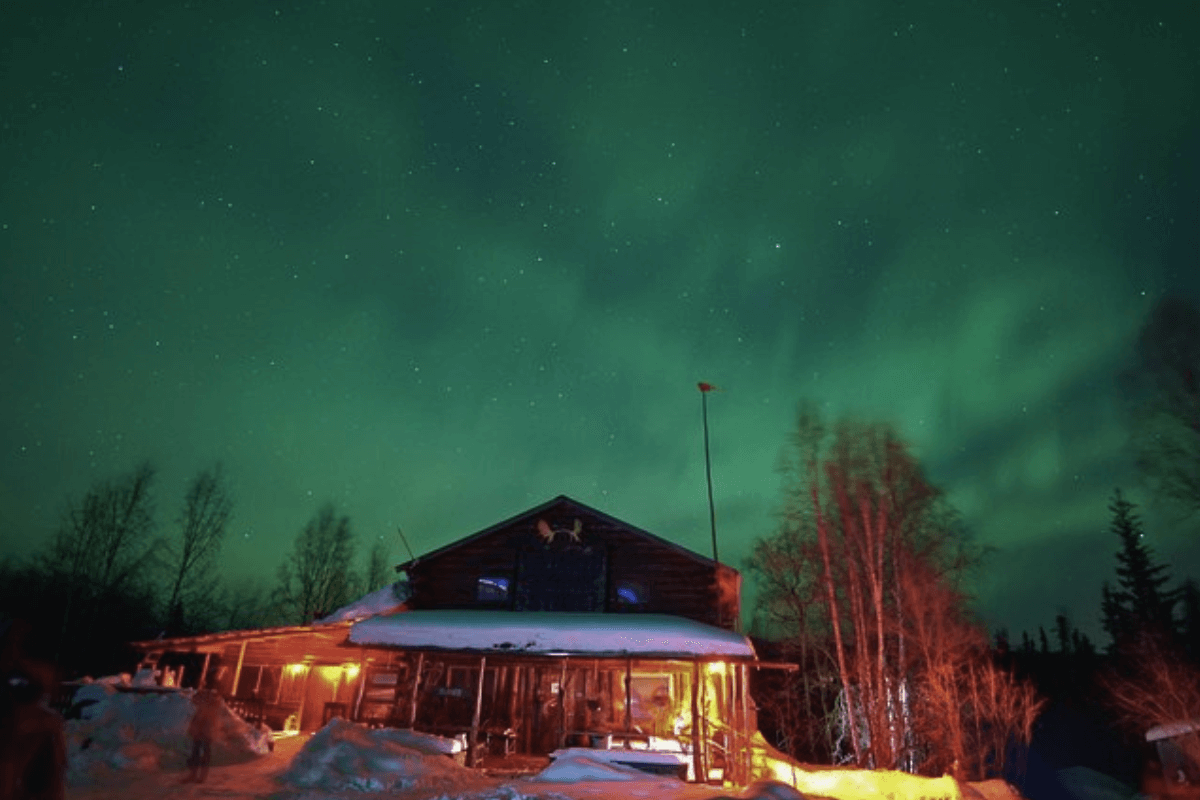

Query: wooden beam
[557,659,568,750]
[352,660,368,721]
[230,640,248,697]
[508,665,522,752]
[739,663,751,786]
[691,661,702,783]
[700,663,710,781]
[198,651,212,689]
[407,652,424,728]
[623,657,632,740]
[295,662,314,731]
[468,656,487,768]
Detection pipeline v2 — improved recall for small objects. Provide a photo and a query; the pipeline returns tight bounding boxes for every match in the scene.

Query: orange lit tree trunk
[753,404,1044,778]
[812,475,861,763]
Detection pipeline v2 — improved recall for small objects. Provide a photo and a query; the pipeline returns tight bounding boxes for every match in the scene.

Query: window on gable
[477,576,510,604]
[614,580,645,609]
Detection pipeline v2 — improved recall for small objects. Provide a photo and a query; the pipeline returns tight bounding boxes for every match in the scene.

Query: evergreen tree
[1054,613,1072,654]
[1100,582,1130,649]
[1179,578,1200,661]
[1101,488,1178,650]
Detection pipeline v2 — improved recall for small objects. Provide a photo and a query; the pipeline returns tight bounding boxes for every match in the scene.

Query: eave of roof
[130,621,352,651]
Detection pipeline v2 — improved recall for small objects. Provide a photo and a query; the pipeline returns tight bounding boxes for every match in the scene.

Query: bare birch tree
[161,464,233,634]
[40,462,159,663]
[363,538,392,593]
[275,503,357,624]
[751,403,1043,779]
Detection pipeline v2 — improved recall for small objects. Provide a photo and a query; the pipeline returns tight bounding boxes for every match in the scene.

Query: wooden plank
[691,661,702,784]
[408,652,424,727]
[230,640,248,696]
[468,656,486,767]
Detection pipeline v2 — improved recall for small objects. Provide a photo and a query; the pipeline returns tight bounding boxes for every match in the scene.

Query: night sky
[2,0,1198,642]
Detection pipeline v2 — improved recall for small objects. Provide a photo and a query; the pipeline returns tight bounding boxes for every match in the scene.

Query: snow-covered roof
[315,581,410,625]
[1146,718,1200,742]
[348,611,756,659]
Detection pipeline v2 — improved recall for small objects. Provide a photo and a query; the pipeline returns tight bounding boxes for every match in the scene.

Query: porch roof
[348,610,756,659]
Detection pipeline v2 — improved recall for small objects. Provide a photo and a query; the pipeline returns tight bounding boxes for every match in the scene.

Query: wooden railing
[223,696,266,726]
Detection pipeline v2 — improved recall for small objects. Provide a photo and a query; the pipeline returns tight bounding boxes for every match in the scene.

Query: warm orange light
[287,663,307,676]
[343,663,360,679]
[705,662,726,676]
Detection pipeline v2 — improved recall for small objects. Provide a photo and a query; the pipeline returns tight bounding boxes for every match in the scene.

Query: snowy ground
[61,689,1031,800]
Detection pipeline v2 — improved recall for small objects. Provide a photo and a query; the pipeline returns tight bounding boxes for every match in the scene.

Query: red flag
[697,382,719,392]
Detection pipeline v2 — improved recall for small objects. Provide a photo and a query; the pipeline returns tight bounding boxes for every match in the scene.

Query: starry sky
[2,0,1198,642]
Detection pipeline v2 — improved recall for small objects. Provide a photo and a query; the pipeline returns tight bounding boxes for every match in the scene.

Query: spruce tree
[1101,488,1178,650]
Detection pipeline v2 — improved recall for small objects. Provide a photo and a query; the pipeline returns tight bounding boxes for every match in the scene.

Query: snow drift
[65,684,270,784]
[277,717,486,794]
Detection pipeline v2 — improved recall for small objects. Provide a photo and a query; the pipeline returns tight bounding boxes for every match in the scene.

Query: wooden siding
[406,497,740,628]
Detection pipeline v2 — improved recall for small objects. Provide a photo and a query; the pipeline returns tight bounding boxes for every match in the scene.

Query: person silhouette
[184,681,222,783]
[0,618,66,800]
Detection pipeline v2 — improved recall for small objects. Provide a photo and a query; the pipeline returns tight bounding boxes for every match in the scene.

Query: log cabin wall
[405,496,740,629]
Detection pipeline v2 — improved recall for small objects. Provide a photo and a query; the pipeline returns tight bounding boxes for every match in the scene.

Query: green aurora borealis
[2,0,1197,641]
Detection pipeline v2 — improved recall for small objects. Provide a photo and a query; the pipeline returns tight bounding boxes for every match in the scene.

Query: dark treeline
[995,295,1200,790]
[0,461,394,679]
[1005,488,1200,788]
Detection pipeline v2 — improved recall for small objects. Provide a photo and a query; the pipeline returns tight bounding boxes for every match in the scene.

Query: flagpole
[698,382,719,565]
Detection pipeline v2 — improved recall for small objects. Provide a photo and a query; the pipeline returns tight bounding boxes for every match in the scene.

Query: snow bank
[538,749,681,782]
[745,732,1025,800]
[1053,766,1137,800]
[65,685,270,784]
[278,717,477,793]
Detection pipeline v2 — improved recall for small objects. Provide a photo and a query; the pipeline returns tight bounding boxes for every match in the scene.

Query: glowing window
[477,576,510,603]
[615,581,644,607]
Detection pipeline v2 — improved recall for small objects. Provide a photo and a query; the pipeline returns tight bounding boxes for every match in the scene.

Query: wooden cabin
[398,494,742,629]
[130,495,758,783]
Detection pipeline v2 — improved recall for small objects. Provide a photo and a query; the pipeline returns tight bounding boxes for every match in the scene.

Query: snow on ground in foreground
[62,698,1027,800]
[275,720,1025,800]
[65,684,270,785]
[278,718,483,794]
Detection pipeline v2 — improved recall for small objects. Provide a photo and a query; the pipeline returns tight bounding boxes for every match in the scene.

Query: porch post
[352,658,369,720]
[726,663,737,785]
[700,662,710,781]
[198,651,212,689]
[623,656,633,739]
[508,665,522,750]
[468,656,487,767]
[691,660,702,783]
[739,662,751,785]
[557,659,568,749]
[407,652,425,727]
[230,640,248,697]
[295,661,314,731]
